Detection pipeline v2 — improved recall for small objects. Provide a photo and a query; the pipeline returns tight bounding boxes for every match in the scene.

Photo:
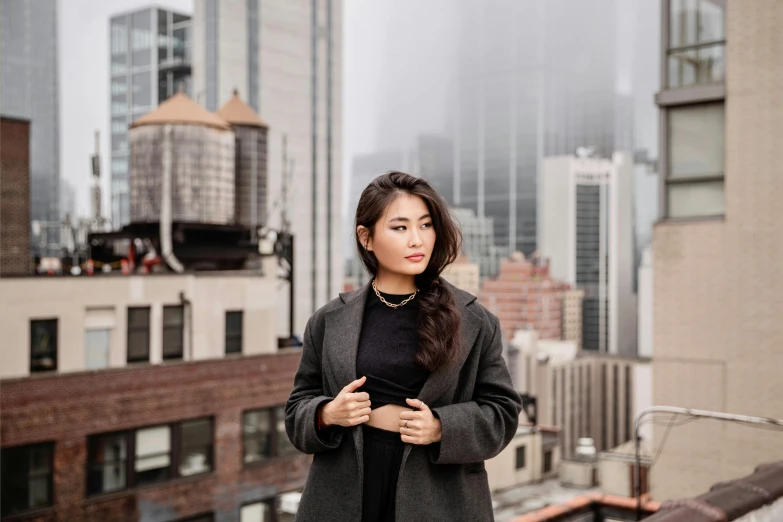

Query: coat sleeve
[430,313,522,464]
[285,316,345,454]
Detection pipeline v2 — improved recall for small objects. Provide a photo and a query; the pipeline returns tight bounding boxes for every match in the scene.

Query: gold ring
[405,420,409,429]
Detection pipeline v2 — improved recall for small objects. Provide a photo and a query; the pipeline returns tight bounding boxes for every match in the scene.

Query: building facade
[110,7,193,227]
[651,0,783,501]
[511,330,652,461]
[0,0,60,256]
[0,117,32,276]
[485,425,561,493]
[441,255,480,297]
[192,0,343,337]
[0,269,309,521]
[538,153,637,356]
[479,254,575,343]
[449,0,631,256]
[451,207,509,280]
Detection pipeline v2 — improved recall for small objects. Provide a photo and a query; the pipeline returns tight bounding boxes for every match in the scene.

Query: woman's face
[359,194,436,278]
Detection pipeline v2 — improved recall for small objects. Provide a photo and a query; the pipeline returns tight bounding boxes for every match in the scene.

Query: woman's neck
[374,270,417,295]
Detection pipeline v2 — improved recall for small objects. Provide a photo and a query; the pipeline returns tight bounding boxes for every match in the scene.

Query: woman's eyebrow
[388,213,431,224]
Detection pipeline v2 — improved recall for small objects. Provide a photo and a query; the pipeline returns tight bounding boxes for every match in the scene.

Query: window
[515,445,526,470]
[1,443,54,516]
[30,319,57,372]
[162,305,184,359]
[667,0,725,89]
[240,502,271,522]
[243,409,271,463]
[667,102,725,218]
[225,311,243,354]
[87,418,213,496]
[135,425,171,485]
[179,418,213,477]
[127,307,150,363]
[243,407,298,464]
[85,329,111,370]
[241,493,300,522]
[543,450,553,474]
[87,432,127,495]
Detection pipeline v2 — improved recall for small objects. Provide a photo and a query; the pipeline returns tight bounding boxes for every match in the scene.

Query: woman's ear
[356,225,372,251]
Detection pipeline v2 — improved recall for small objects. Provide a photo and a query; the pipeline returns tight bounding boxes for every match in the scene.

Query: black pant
[362,424,405,522]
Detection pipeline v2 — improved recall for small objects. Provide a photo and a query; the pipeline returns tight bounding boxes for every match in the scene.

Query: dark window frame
[162,305,184,360]
[225,310,244,355]
[30,318,58,373]
[543,449,553,474]
[127,306,151,363]
[242,406,299,466]
[86,417,214,497]
[1,442,55,517]
[515,445,526,470]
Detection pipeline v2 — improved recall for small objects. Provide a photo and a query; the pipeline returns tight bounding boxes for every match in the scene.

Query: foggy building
[109,7,193,227]
[411,134,455,206]
[0,0,60,256]
[192,0,343,336]
[538,153,636,356]
[449,0,633,256]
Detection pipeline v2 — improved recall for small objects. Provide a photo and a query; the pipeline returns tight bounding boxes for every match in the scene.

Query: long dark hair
[355,171,463,371]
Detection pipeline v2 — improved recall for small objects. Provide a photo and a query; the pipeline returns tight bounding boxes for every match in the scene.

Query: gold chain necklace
[372,279,418,309]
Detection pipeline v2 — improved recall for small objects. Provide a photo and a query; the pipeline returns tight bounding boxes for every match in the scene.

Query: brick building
[0,271,308,521]
[479,252,579,343]
[0,116,32,276]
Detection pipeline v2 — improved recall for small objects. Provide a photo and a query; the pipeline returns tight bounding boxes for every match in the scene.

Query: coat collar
[324,277,481,406]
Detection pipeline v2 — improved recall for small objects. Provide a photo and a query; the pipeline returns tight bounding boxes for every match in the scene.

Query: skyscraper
[538,153,636,356]
[192,0,342,336]
[449,0,632,256]
[0,0,60,256]
[109,7,192,227]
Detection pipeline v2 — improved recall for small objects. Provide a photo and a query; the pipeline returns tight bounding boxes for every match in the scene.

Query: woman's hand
[320,376,372,427]
[399,398,442,445]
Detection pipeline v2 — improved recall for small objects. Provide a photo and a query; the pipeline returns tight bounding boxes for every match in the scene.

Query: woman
[285,171,522,522]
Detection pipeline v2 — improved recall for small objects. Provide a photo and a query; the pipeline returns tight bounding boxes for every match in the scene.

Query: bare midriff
[365,404,410,432]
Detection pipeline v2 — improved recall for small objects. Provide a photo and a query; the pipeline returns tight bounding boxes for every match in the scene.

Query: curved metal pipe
[160,124,184,273]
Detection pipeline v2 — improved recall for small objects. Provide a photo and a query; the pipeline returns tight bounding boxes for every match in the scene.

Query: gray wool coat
[285,279,522,522]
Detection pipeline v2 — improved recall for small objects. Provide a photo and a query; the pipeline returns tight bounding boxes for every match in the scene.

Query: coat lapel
[323,283,369,394]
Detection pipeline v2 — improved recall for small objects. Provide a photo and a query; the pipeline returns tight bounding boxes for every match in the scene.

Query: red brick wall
[0,117,32,276]
[1,352,311,521]
[479,258,572,341]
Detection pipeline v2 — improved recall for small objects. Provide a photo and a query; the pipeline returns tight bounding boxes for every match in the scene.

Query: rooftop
[216,90,268,128]
[510,460,783,521]
[130,92,231,131]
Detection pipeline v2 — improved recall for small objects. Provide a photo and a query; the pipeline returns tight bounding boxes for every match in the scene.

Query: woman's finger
[349,392,370,402]
[400,434,417,444]
[350,415,369,426]
[400,420,419,430]
[399,410,423,421]
[354,400,371,410]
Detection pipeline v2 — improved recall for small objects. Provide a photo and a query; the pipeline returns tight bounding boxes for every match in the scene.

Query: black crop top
[355,288,430,409]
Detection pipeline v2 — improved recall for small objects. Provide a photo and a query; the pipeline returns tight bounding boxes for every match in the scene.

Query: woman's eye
[394,226,406,231]
[421,223,433,229]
